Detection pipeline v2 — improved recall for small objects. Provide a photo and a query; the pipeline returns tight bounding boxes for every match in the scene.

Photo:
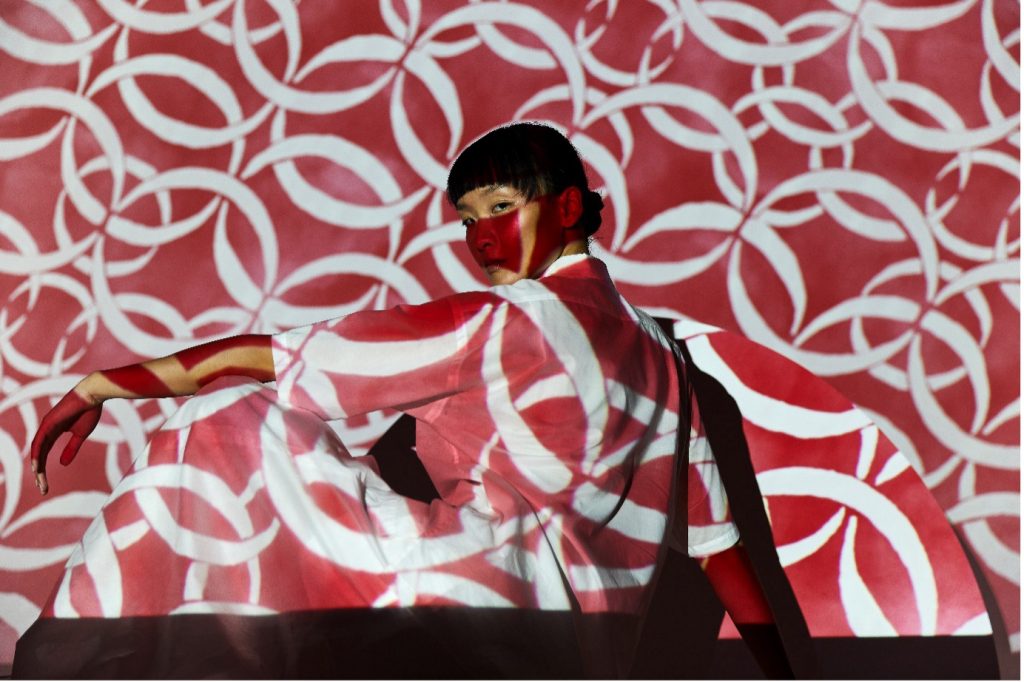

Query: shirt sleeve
[272,294,496,421]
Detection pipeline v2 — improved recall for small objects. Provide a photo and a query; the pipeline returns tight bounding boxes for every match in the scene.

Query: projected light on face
[459,186,565,286]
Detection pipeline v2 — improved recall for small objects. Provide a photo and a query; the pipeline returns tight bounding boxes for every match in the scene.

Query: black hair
[446,122,604,237]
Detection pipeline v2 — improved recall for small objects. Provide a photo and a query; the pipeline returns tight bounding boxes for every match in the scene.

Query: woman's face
[456,185,568,286]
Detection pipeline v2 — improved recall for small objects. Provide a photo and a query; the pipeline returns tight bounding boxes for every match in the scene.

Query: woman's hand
[26,335,274,495]
[29,379,103,495]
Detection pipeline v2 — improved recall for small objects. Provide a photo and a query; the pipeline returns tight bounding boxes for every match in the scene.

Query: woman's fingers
[59,434,85,467]
[30,431,51,494]
[62,406,101,465]
[35,470,48,495]
[29,426,57,495]
[27,390,100,494]
[73,404,102,437]
[28,425,55,486]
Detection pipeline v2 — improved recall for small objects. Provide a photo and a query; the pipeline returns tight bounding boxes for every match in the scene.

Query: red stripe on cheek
[526,199,564,276]
[490,210,524,270]
[102,365,172,397]
[467,212,523,271]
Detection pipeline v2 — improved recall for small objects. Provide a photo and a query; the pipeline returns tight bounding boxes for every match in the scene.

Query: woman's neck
[561,239,589,257]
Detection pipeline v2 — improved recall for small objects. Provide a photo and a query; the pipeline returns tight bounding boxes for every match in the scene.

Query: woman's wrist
[75,372,108,405]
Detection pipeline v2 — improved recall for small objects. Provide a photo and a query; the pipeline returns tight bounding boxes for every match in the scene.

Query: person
[24,122,796,678]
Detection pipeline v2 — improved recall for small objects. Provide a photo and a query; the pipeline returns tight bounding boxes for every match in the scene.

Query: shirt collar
[541,253,591,277]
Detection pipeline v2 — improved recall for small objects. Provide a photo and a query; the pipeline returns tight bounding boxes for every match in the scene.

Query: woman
[25,123,789,677]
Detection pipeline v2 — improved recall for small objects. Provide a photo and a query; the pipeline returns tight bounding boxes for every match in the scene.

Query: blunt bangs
[447,123,584,206]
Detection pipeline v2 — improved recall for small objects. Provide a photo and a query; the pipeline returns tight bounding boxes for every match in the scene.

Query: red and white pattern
[678,321,989,639]
[40,256,733,618]
[0,0,1016,667]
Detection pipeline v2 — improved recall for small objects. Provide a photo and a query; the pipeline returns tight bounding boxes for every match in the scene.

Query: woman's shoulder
[435,256,620,322]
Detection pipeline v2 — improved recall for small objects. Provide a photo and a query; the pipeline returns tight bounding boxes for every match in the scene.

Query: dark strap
[676,338,821,679]
[625,318,695,677]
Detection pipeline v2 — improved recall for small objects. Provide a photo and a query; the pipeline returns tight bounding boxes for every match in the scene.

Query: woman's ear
[556,187,584,228]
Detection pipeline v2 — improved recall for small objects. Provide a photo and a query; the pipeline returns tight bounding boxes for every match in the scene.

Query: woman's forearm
[80,334,276,402]
[31,335,275,494]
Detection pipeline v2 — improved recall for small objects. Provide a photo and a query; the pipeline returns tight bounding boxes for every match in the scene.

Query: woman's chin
[485,267,525,286]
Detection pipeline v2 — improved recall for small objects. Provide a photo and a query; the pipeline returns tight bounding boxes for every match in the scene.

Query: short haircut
[447,122,604,236]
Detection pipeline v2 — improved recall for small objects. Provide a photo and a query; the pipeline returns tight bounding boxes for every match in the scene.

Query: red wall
[0,0,1017,668]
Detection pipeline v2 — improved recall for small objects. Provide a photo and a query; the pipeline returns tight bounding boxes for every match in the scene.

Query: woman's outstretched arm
[29,334,275,495]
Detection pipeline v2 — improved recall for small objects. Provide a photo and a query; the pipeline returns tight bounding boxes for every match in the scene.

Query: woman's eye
[461,217,475,227]
[491,201,511,213]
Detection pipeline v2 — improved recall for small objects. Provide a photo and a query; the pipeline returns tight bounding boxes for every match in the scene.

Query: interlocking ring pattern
[0,0,1017,665]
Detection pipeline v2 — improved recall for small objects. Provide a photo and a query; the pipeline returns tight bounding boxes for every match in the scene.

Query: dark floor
[9,619,1005,680]
[711,635,1007,680]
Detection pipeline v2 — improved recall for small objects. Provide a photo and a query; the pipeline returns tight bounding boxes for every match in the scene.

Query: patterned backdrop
[0,0,1018,669]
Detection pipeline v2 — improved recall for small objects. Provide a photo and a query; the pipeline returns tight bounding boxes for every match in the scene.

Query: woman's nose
[470,218,496,252]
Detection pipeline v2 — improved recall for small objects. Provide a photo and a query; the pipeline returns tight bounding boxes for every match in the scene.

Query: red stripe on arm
[176,334,270,370]
[79,334,272,404]
[102,365,174,398]
[197,365,275,388]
